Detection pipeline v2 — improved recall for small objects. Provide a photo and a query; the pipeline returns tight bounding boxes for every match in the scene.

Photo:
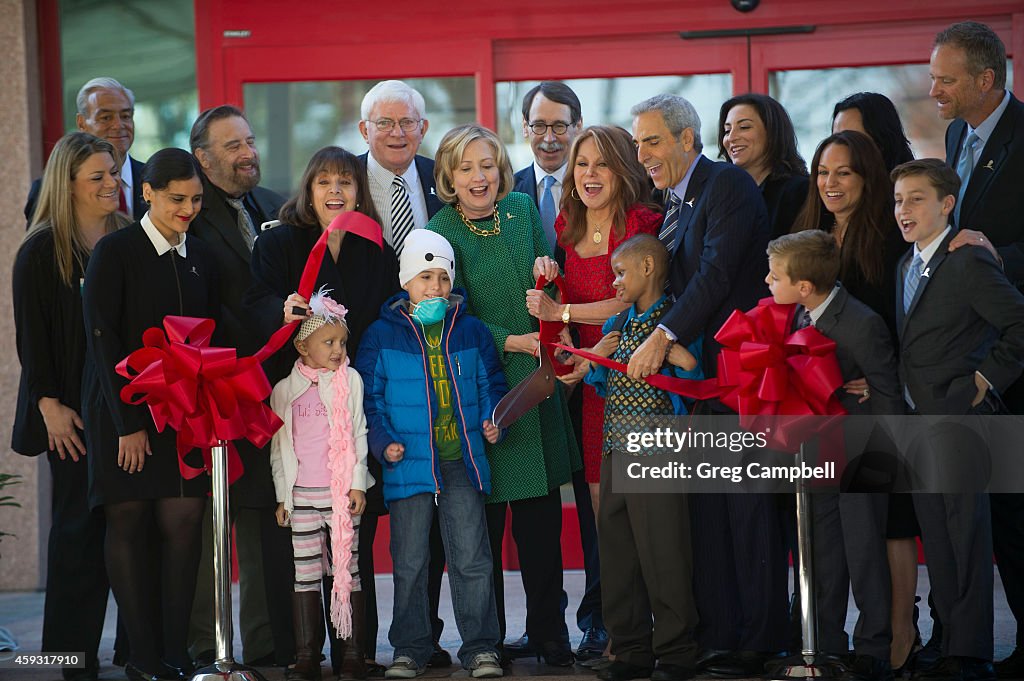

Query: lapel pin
[685,198,695,208]
[507,212,515,220]
[430,187,436,195]
[191,266,199,277]
[922,267,931,278]
[983,160,994,171]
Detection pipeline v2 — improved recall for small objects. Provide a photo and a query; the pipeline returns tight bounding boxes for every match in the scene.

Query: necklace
[589,216,611,244]
[456,202,501,237]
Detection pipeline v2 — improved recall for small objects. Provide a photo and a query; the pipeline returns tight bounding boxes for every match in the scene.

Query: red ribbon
[548,297,847,452]
[117,212,384,482]
[535,274,580,377]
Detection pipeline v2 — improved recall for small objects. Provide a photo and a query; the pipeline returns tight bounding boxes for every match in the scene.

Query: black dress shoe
[996,648,1024,679]
[695,650,732,673]
[650,662,695,681]
[504,633,535,659]
[916,638,943,673]
[702,650,776,677]
[124,662,182,681]
[537,640,575,667]
[913,656,995,681]
[839,654,894,681]
[597,660,654,681]
[428,641,452,668]
[577,626,609,661]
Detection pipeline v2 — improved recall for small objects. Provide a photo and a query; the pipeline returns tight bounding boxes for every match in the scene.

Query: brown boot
[288,591,325,681]
[333,591,367,680]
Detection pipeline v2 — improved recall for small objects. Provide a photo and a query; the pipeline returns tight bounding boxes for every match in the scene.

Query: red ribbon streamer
[535,274,579,377]
[117,212,384,482]
[550,297,847,452]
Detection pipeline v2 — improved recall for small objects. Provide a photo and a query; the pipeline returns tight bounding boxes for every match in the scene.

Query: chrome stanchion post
[768,441,843,680]
[191,441,266,681]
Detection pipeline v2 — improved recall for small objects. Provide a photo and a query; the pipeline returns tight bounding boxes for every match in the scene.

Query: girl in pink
[271,288,373,681]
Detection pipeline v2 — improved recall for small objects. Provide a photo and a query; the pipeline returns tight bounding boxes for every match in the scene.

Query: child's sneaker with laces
[384,657,425,679]
[469,652,504,678]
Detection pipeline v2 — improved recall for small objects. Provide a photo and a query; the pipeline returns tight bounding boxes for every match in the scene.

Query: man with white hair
[358,80,443,256]
[24,77,146,226]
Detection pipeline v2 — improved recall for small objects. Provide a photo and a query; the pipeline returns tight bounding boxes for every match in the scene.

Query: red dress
[556,204,662,483]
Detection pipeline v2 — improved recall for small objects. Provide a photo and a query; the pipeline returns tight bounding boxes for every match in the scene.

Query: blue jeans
[388,459,500,667]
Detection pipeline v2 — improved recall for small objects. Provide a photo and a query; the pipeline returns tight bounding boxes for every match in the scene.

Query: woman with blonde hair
[427,124,580,666]
[13,131,129,681]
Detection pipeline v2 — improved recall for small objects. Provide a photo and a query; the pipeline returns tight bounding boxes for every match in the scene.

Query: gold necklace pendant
[456,202,501,237]
[592,230,602,244]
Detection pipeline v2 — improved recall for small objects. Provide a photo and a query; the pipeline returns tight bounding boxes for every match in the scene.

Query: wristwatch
[561,304,571,324]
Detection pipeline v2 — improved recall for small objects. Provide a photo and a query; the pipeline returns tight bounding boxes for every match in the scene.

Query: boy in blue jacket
[355,230,507,680]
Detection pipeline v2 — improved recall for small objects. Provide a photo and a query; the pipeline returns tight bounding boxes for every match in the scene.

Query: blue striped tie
[903,254,923,313]
[539,175,557,252]
[660,192,682,252]
[954,131,979,226]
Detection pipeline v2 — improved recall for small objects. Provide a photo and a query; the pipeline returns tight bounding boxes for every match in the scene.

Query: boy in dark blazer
[766,230,903,681]
[893,159,1024,681]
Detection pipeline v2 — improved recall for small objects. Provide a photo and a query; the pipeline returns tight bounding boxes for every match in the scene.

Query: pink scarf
[295,357,358,638]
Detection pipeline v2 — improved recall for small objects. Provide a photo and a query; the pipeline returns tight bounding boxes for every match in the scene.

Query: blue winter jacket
[355,290,508,504]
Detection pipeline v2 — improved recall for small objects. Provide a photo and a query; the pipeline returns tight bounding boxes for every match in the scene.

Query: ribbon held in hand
[116,316,283,483]
[534,274,576,378]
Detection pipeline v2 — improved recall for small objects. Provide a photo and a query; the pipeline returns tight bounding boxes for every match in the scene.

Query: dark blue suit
[662,156,788,656]
[945,94,1024,652]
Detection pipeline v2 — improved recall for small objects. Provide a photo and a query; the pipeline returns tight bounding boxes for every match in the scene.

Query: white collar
[533,160,568,186]
[367,152,419,188]
[913,226,952,268]
[141,212,187,257]
[807,284,841,325]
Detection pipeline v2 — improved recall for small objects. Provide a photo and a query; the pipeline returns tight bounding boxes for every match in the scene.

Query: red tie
[119,184,128,215]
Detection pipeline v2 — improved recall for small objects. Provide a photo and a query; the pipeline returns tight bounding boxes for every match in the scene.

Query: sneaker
[384,657,425,679]
[469,652,504,679]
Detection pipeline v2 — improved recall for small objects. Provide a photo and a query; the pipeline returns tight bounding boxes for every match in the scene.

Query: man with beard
[187,105,292,668]
[509,81,608,664]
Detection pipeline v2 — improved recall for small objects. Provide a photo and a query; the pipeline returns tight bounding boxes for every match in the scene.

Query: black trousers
[690,492,789,652]
[486,488,568,645]
[598,456,698,668]
[42,453,111,678]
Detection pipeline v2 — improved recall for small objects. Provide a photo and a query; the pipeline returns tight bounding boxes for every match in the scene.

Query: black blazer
[660,156,770,376]
[357,153,444,220]
[896,230,1024,415]
[513,163,569,266]
[188,175,285,355]
[800,285,903,417]
[945,93,1024,288]
[24,156,147,228]
[12,230,89,455]
[761,172,808,240]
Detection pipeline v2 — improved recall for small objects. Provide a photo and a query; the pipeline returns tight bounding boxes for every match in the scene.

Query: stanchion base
[190,661,268,681]
[765,653,846,679]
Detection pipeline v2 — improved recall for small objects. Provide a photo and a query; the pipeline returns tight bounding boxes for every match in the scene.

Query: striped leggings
[291,486,361,593]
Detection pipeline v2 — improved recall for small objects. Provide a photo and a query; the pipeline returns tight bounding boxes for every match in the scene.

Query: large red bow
[116,317,282,483]
[116,212,384,482]
[714,297,846,451]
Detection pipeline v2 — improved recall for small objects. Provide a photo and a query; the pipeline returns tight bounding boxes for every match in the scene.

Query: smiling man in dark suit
[24,77,147,227]
[357,80,443,257]
[932,22,1024,678]
[625,94,782,680]
[187,104,291,668]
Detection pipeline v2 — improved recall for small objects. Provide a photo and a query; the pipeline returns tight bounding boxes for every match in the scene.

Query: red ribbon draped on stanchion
[116,212,384,482]
[548,297,847,452]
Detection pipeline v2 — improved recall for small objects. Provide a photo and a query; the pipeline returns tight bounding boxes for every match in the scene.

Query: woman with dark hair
[526,125,661,512]
[832,92,914,172]
[245,145,399,676]
[718,93,808,238]
[13,131,129,681]
[792,130,905,336]
[82,147,218,681]
[833,93,922,675]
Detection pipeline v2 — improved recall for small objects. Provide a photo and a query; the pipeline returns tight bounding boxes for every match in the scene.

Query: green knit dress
[426,192,582,504]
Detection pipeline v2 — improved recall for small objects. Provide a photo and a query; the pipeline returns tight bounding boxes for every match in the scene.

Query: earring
[570,187,580,200]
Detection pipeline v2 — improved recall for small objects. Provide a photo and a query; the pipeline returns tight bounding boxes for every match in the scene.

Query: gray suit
[897,229,1024,660]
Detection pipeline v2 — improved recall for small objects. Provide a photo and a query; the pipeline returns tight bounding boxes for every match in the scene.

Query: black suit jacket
[896,230,1024,415]
[945,93,1024,288]
[800,285,902,417]
[513,163,568,266]
[357,153,444,221]
[660,156,770,376]
[24,156,147,228]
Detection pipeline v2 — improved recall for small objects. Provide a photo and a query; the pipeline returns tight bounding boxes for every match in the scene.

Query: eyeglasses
[368,117,422,132]
[528,121,571,136]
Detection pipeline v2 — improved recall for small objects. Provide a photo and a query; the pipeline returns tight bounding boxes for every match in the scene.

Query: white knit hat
[399,230,455,286]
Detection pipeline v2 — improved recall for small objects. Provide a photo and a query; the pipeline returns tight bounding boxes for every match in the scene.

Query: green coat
[427,192,581,504]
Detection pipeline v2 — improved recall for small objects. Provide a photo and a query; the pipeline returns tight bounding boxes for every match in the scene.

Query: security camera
[731,0,759,11]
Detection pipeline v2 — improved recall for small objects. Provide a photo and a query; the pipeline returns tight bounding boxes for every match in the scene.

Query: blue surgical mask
[410,296,448,325]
